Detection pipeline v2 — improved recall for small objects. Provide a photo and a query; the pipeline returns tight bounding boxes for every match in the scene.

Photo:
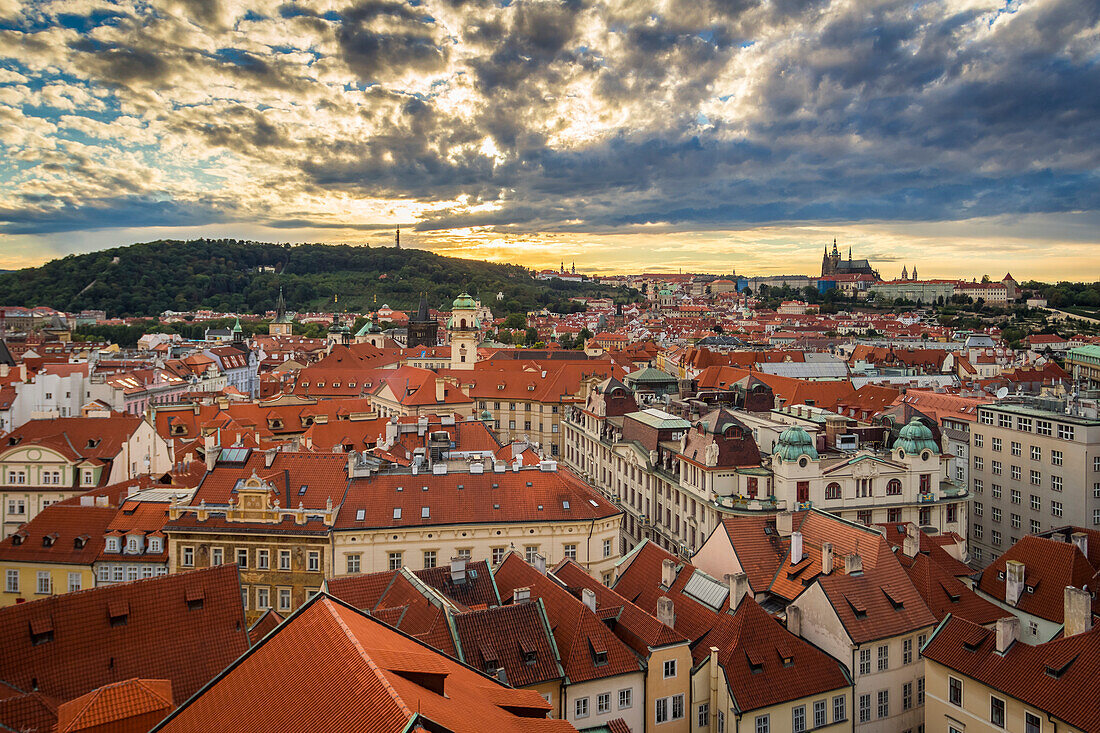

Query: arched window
[886,479,902,496]
[460,318,467,329]
[825,482,842,500]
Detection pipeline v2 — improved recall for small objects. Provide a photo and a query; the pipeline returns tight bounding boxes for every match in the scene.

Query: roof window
[356,509,366,521]
[393,508,402,519]
[298,485,307,495]
[421,507,430,518]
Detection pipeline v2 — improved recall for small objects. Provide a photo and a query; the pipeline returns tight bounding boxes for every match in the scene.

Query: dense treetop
[0,240,633,318]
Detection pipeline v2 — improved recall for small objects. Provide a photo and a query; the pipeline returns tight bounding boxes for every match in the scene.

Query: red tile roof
[977,535,1099,623]
[493,553,643,684]
[611,540,849,711]
[153,595,577,733]
[923,616,1100,733]
[337,467,619,530]
[247,609,284,645]
[903,554,1003,626]
[0,503,116,567]
[1,414,146,466]
[55,678,173,733]
[0,565,249,709]
[452,602,564,688]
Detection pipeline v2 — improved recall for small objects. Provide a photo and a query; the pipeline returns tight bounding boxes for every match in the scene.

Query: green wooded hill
[0,239,632,318]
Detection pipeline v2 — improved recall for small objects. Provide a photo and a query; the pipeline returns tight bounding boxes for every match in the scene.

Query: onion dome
[452,292,477,310]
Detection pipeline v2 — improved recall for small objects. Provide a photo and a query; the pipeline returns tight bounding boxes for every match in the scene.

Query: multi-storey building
[0,410,171,537]
[564,379,969,557]
[967,400,1100,568]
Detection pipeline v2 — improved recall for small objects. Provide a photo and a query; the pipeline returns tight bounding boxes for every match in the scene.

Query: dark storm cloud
[336,0,449,80]
[0,195,234,235]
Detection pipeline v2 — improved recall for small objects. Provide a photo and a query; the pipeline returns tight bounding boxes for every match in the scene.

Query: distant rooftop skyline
[0,0,1097,281]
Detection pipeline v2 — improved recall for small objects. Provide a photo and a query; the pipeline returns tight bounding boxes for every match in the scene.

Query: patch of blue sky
[54,9,128,34]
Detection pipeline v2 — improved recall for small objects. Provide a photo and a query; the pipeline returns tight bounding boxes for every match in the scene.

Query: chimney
[821,542,834,575]
[791,532,804,564]
[203,433,219,472]
[435,378,446,403]
[533,553,546,575]
[844,553,863,575]
[661,558,676,588]
[995,615,1019,654]
[582,587,597,613]
[786,604,802,637]
[514,587,531,603]
[656,596,675,628]
[726,572,749,611]
[824,414,846,449]
[1051,532,1066,544]
[450,557,467,585]
[264,447,278,468]
[1005,560,1025,606]
[903,522,920,558]
[1070,532,1088,557]
[776,511,793,537]
[1064,586,1093,637]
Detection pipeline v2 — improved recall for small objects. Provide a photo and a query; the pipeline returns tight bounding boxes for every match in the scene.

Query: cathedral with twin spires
[820,238,880,279]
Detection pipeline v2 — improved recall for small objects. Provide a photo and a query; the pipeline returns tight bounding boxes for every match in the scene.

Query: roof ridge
[325,597,415,723]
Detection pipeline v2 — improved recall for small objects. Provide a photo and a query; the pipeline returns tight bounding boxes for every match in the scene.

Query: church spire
[395,228,400,249]
[275,286,286,321]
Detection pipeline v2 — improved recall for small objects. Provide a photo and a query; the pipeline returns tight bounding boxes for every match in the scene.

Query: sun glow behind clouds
[0,0,1096,278]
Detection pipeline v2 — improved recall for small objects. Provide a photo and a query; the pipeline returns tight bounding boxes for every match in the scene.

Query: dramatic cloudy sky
[0,0,1097,279]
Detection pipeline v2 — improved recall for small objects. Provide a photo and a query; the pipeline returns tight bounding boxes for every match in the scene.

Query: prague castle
[821,238,880,279]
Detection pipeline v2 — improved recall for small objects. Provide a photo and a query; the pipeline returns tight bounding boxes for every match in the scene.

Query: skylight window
[562,500,570,510]
[421,507,430,518]
[356,509,365,521]
[393,508,402,519]
[298,485,307,495]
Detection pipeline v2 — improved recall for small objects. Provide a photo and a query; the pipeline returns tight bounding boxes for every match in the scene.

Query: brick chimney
[1005,560,1025,606]
[582,587,597,613]
[821,542,834,575]
[824,414,847,449]
[726,572,749,611]
[844,553,863,575]
[1064,586,1093,637]
[657,596,675,628]
[995,616,1019,654]
[662,558,676,588]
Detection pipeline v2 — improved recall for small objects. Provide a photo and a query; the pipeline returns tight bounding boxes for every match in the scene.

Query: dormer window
[73,535,88,549]
[82,470,94,485]
[148,537,162,553]
[105,536,120,553]
[86,438,100,449]
[126,537,139,553]
[42,533,58,547]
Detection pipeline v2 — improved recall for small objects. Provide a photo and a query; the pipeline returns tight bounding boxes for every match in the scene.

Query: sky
[0,0,1097,281]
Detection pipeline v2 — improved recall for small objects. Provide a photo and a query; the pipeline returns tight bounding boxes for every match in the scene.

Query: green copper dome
[894,418,939,456]
[480,409,493,421]
[775,425,819,462]
[452,292,477,310]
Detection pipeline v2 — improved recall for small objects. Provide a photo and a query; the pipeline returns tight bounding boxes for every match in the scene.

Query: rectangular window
[992,507,1001,523]
[237,548,248,568]
[792,705,806,733]
[68,572,81,593]
[663,659,677,678]
[346,554,361,574]
[991,437,1002,452]
[878,644,889,671]
[1011,465,1022,480]
[903,637,913,664]
[1051,475,1062,492]
[1031,494,1041,510]
[974,456,984,471]
[423,550,436,569]
[813,700,826,728]
[877,690,889,719]
[1057,424,1074,441]
[992,529,1002,545]
[974,478,983,493]
[564,543,577,560]
[1025,711,1042,733]
[859,694,871,723]
[278,587,292,611]
[279,550,291,571]
[1011,488,1021,504]
[5,569,18,593]
[949,677,962,706]
[603,538,612,558]
[597,693,610,714]
[1012,513,1021,529]
[1017,417,1032,431]
[755,714,770,733]
[833,695,846,723]
[992,484,1002,498]
[525,545,540,563]
[998,414,1011,428]
[308,551,320,572]
[257,550,269,570]
[918,675,925,705]
[182,546,194,567]
[492,546,507,565]
[991,696,1006,727]
[256,587,269,609]
[974,524,983,539]
[212,547,223,566]
[655,698,668,724]
[1052,450,1062,466]
[618,689,632,710]
[698,703,710,728]
[1037,420,1051,436]
[672,695,683,720]
[991,460,1001,475]
[1052,501,1063,517]
[388,552,402,570]
[859,648,871,675]
[1011,441,1021,456]
[974,433,984,447]
[903,682,913,711]
[975,502,983,516]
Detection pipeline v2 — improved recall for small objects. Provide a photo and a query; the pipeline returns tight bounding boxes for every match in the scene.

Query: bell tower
[448,292,480,371]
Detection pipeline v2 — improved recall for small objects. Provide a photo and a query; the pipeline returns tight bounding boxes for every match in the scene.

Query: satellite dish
[995,387,1009,399]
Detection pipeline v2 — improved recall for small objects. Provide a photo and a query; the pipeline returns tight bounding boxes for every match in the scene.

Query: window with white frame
[257,549,270,570]
[618,689,632,710]
[858,694,871,723]
[256,587,270,609]
[388,552,402,570]
[564,543,577,560]
[308,551,320,572]
[833,695,846,722]
[1052,450,1062,466]
[575,697,589,718]
[597,692,610,714]
[877,644,889,671]
[182,546,194,567]
[5,569,18,593]
[698,703,710,728]
[278,587,292,611]
[755,714,770,733]
[663,659,677,678]
[792,705,806,733]
[36,571,50,594]
[859,648,871,675]
[346,554,361,574]
[68,572,81,593]
[877,690,889,719]
[279,550,291,570]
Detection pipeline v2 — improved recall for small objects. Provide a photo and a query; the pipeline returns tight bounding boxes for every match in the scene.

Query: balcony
[714,495,782,512]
